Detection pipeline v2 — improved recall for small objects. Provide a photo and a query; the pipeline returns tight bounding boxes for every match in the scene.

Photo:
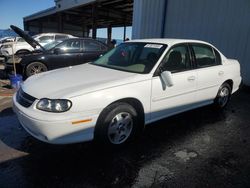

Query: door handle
[218,71,224,76]
[187,76,196,81]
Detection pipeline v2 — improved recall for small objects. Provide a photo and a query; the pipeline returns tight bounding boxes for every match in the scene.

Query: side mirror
[160,71,174,87]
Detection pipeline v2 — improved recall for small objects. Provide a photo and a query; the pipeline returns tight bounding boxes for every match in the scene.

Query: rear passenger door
[191,43,224,102]
[81,40,107,63]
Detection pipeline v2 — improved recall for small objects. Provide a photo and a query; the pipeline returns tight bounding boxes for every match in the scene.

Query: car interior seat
[165,51,184,72]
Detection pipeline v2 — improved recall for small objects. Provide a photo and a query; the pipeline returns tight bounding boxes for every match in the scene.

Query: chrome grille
[16,88,36,108]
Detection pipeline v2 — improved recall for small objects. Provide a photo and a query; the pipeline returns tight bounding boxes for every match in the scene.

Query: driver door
[151,44,198,121]
[48,39,82,69]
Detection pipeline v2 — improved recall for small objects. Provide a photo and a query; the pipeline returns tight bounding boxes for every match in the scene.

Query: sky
[0,0,132,39]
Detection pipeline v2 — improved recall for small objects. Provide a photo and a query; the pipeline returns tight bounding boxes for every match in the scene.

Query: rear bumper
[232,76,242,94]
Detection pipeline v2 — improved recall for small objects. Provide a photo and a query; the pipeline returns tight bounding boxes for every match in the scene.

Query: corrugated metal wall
[132,0,165,39]
[132,0,250,85]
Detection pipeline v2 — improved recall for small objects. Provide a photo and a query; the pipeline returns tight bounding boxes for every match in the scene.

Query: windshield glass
[91,42,167,74]
[43,40,63,50]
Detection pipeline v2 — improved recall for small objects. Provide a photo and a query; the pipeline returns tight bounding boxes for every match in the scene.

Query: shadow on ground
[0,89,250,187]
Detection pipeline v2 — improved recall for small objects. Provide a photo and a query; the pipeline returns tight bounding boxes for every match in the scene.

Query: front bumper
[13,93,99,144]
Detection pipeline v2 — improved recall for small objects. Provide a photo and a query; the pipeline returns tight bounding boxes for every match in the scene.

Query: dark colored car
[5,25,108,78]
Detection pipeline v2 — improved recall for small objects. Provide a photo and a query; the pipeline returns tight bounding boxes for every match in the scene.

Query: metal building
[24,0,133,45]
[132,0,250,85]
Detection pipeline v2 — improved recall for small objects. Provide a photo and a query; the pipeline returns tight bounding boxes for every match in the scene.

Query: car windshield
[91,42,167,74]
[43,40,63,50]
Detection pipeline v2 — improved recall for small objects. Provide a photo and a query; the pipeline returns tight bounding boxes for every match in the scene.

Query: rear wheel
[214,83,232,109]
[94,102,143,146]
[25,62,47,77]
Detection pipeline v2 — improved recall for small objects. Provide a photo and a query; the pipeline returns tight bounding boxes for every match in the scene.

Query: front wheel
[25,62,48,77]
[94,102,143,146]
[214,83,232,109]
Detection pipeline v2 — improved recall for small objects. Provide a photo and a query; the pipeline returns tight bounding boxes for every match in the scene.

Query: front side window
[91,42,167,74]
[192,44,217,68]
[44,40,63,50]
[161,44,191,73]
[56,40,81,53]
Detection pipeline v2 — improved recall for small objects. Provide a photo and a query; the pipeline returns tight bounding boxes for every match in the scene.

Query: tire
[94,102,143,146]
[214,83,232,109]
[25,62,48,77]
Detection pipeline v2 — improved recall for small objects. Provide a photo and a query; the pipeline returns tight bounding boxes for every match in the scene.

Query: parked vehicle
[0,37,15,48]
[13,39,241,146]
[5,25,107,78]
[0,37,15,62]
[0,31,74,57]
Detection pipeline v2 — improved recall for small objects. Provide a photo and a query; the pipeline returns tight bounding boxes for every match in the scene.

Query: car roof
[35,33,72,36]
[127,38,213,47]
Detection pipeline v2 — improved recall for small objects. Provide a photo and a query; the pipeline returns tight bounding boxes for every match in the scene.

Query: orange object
[72,119,92,125]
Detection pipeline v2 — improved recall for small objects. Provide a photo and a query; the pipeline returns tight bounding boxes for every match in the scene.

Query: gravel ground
[0,87,250,188]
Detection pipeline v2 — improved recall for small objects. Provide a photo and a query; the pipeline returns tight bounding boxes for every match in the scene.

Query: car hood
[10,25,45,51]
[22,64,144,99]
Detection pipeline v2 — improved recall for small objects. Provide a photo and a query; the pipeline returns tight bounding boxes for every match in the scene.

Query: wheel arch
[94,97,146,143]
[15,49,31,54]
[24,61,48,77]
[98,97,145,125]
[222,79,233,91]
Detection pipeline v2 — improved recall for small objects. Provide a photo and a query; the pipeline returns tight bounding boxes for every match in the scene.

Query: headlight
[36,98,72,113]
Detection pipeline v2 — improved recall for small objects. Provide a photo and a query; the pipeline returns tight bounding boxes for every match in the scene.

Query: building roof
[24,7,57,21]
[23,0,133,28]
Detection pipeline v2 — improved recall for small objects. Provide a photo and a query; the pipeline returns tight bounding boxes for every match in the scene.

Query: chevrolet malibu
[13,39,241,146]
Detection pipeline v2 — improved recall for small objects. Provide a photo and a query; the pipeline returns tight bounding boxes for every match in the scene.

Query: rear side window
[214,49,222,65]
[192,44,217,68]
[84,40,103,51]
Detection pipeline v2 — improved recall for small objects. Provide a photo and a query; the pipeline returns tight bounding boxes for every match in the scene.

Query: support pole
[39,21,43,33]
[58,13,63,33]
[107,25,112,46]
[123,25,126,41]
[24,21,29,31]
[92,4,97,39]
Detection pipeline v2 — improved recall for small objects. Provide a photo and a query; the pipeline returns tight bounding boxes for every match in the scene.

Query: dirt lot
[0,82,250,187]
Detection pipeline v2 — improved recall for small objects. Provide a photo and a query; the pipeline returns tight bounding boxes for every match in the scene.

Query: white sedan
[13,39,241,146]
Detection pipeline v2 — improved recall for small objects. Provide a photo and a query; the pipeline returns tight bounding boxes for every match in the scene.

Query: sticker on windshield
[144,44,163,49]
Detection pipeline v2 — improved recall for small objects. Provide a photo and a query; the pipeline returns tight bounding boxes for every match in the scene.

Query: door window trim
[189,43,222,69]
[153,43,194,77]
